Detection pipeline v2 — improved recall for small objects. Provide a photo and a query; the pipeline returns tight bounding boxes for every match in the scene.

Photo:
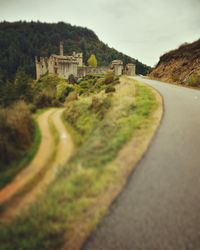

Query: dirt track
[0,108,74,221]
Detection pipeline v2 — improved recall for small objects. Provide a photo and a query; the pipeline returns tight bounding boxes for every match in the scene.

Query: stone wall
[57,61,78,79]
[77,66,108,77]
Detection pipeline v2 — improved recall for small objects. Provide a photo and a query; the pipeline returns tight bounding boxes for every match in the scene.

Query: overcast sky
[0,0,200,66]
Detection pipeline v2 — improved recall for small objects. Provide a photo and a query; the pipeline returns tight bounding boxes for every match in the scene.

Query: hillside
[149,39,200,86]
[0,21,150,82]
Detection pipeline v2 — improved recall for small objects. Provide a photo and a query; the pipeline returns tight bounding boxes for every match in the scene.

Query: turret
[125,63,136,76]
[35,56,41,80]
[60,41,64,56]
[110,60,123,76]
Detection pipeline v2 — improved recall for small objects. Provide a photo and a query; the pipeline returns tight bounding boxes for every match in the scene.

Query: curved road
[83,77,200,250]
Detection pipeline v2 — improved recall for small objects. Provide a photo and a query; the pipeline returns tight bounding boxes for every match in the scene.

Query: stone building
[35,42,83,80]
[35,42,136,80]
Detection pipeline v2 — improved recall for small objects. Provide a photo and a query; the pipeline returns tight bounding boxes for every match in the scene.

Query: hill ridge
[0,21,150,81]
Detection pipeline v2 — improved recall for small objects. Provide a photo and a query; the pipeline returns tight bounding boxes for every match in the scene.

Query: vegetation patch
[0,101,41,188]
[0,119,41,190]
[186,73,200,87]
[0,77,159,250]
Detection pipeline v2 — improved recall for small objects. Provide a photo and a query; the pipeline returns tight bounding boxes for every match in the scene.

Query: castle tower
[35,56,48,80]
[35,56,41,80]
[60,41,64,56]
[111,60,123,76]
[125,63,136,76]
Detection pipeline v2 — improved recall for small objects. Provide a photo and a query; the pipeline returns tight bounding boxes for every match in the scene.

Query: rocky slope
[149,39,200,87]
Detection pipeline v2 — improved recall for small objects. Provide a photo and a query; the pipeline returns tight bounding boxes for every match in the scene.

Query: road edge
[66,77,164,250]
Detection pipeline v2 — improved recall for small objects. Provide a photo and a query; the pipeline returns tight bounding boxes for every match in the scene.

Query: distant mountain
[0,21,151,82]
[150,39,200,86]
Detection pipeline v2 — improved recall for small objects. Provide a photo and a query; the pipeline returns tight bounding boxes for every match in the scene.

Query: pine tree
[14,69,33,103]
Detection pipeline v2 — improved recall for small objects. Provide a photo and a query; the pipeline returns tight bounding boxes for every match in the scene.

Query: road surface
[83,77,200,250]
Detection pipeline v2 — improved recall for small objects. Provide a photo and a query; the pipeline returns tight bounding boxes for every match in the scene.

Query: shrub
[103,71,115,84]
[33,75,72,106]
[34,92,53,108]
[79,81,91,89]
[56,82,68,100]
[113,79,120,85]
[0,101,34,170]
[57,83,75,102]
[68,74,77,84]
[186,73,200,87]
[64,102,80,125]
[28,103,37,113]
[65,91,78,103]
[105,86,116,93]
[89,96,111,119]
[89,97,101,112]
[52,99,62,107]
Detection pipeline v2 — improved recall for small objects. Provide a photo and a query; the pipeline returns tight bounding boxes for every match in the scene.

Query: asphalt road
[82,77,200,250]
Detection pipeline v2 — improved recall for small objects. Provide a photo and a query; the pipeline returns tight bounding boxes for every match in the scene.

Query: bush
[65,91,78,103]
[34,92,53,108]
[64,102,80,126]
[28,103,37,113]
[79,81,91,89]
[89,97,102,113]
[105,86,116,93]
[33,75,71,106]
[0,101,34,170]
[68,74,77,84]
[186,73,200,87]
[56,82,68,100]
[103,71,115,84]
[89,96,111,119]
[52,99,62,107]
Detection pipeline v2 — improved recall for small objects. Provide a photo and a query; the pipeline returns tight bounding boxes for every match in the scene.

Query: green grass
[0,78,158,250]
[0,119,41,189]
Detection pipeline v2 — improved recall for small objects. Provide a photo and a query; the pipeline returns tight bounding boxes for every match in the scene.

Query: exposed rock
[150,39,200,86]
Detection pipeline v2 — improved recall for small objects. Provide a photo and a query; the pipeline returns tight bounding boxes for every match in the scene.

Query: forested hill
[0,21,150,81]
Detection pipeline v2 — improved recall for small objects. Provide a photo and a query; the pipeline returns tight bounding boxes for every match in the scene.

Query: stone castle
[35,42,135,80]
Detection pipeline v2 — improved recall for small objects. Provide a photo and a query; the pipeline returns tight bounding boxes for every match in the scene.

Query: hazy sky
[0,0,200,66]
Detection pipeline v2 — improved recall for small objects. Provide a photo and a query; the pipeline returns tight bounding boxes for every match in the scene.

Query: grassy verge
[0,119,41,189]
[0,77,160,250]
